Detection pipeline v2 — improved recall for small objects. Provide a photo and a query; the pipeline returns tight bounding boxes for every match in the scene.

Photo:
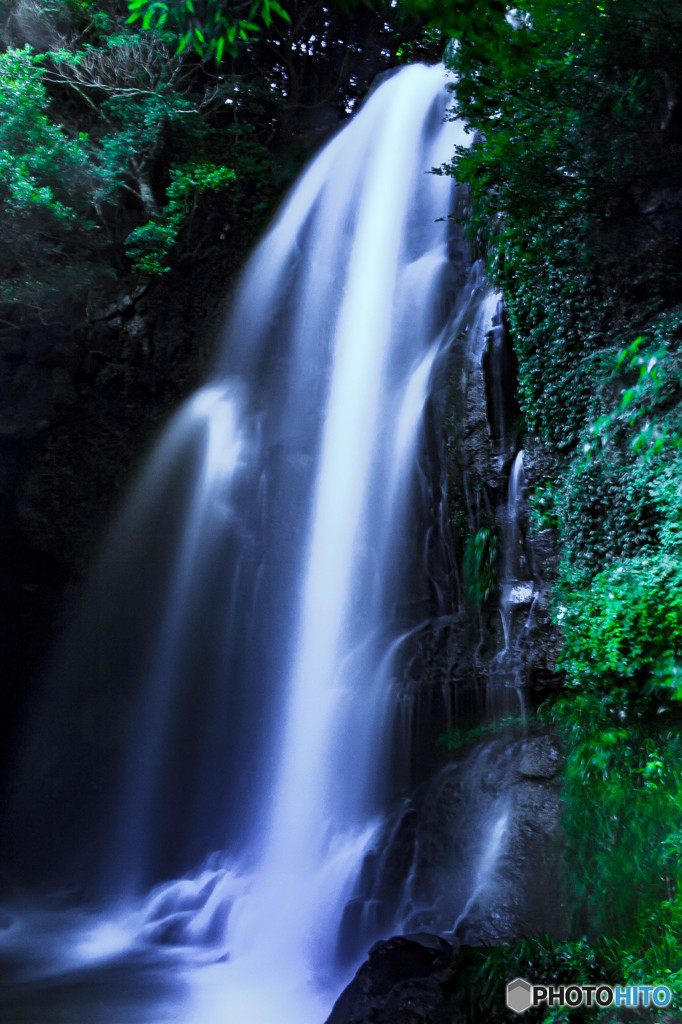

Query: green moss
[462,525,499,607]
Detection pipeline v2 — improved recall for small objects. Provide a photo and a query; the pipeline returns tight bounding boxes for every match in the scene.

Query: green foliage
[450,935,634,1022]
[0,0,417,334]
[0,49,88,221]
[0,6,294,325]
[555,312,682,573]
[0,46,107,321]
[126,162,236,273]
[439,0,682,233]
[530,322,682,983]
[546,691,682,980]
[559,555,682,700]
[46,31,227,207]
[394,24,446,64]
[124,0,289,60]
[530,481,559,531]
[453,930,682,1019]
[462,525,499,606]
[543,318,682,966]
[121,0,422,77]
[586,320,682,464]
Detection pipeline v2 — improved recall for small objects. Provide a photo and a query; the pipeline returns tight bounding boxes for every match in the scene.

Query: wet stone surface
[326,934,458,1024]
[328,733,568,1024]
[518,735,562,778]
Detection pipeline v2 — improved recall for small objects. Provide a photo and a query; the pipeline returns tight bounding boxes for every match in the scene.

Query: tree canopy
[0,0,427,337]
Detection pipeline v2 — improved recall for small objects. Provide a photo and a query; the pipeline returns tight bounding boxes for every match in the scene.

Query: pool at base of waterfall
[0,911,348,1024]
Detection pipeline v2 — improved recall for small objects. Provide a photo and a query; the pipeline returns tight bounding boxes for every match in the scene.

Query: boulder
[325,934,456,1024]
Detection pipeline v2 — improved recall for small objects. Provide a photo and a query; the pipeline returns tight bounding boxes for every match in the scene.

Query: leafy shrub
[450,935,632,1023]
[548,316,682,950]
[547,689,682,967]
[125,162,236,273]
[0,46,106,322]
[124,0,291,62]
[554,313,682,572]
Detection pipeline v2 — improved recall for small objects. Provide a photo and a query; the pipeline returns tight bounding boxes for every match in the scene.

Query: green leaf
[269,0,291,22]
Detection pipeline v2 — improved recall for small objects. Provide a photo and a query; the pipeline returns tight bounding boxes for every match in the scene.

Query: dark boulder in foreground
[326,933,459,1024]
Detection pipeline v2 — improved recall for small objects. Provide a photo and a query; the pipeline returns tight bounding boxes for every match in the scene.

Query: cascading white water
[0,62,499,1024]
[499,451,534,656]
[167,65,472,1019]
[451,806,509,936]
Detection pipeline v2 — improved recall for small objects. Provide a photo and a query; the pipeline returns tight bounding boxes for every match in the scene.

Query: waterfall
[0,63,504,1024]
[497,450,536,695]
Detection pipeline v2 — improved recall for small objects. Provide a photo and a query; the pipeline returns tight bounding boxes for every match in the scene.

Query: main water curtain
[6,66,476,943]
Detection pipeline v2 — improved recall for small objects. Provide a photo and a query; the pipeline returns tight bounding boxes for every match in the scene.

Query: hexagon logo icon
[506,977,533,1014]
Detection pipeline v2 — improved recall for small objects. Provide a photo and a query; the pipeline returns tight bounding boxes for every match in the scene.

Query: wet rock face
[328,735,567,1024]
[0,253,230,799]
[338,733,567,966]
[437,293,564,700]
[456,737,565,946]
[518,736,562,778]
[482,303,519,445]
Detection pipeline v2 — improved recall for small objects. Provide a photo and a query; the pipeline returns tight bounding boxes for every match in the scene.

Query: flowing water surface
[0,63,504,1024]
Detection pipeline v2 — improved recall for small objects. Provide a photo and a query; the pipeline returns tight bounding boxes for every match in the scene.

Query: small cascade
[451,805,509,937]
[497,450,535,680]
